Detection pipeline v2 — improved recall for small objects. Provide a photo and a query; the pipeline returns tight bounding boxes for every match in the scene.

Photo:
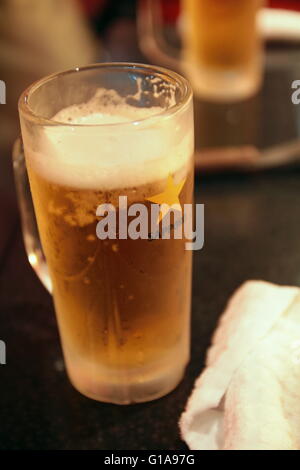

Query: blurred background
[2,0,300,196]
[2,0,300,450]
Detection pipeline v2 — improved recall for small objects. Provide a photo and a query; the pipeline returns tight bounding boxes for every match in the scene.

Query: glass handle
[137,0,181,70]
[12,137,52,293]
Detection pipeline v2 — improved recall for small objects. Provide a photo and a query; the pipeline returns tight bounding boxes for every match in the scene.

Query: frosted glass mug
[13,63,194,404]
[137,0,264,101]
[181,0,264,101]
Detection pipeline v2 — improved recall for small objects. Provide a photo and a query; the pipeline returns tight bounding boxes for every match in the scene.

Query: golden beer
[182,0,263,100]
[27,164,194,403]
[18,64,194,404]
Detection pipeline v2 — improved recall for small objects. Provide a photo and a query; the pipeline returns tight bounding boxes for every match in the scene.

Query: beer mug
[13,63,194,404]
[138,0,264,101]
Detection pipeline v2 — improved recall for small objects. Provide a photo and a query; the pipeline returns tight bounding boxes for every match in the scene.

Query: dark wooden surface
[1,21,300,450]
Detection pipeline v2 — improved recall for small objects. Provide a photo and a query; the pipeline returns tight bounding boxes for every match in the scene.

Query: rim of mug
[18,62,193,128]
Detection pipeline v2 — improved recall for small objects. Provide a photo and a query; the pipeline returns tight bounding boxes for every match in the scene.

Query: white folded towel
[180,280,300,450]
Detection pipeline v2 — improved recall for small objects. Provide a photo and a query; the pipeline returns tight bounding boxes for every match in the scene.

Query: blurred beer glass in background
[14,63,194,404]
[182,0,264,101]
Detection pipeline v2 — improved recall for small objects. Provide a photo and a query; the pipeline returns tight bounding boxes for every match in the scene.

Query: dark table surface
[1,21,300,450]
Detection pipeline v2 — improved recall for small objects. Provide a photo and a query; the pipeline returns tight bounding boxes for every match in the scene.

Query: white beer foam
[25,89,192,190]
